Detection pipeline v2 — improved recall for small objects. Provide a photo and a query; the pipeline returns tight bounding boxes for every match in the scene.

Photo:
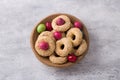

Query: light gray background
[0,0,120,80]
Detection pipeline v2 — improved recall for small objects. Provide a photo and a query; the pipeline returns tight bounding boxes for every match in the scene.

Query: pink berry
[74,21,83,29]
[53,31,62,40]
[45,22,53,31]
[56,18,65,26]
[38,41,49,50]
[67,53,77,62]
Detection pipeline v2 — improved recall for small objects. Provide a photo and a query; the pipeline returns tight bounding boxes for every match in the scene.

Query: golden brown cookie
[75,39,87,56]
[55,38,73,57]
[66,28,83,46]
[38,31,55,41]
[52,15,71,32]
[49,54,67,64]
[35,36,55,57]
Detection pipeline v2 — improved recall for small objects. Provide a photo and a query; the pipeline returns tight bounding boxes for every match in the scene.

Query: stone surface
[0,0,120,80]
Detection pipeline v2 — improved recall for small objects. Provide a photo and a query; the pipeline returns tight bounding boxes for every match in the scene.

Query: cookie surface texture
[35,36,55,57]
[75,39,87,56]
[55,38,73,57]
[52,15,71,32]
[66,28,83,46]
[49,54,67,64]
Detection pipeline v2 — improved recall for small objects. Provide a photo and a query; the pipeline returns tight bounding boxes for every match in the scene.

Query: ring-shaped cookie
[75,40,87,56]
[66,28,83,46]
[38,31,55,41]
[49,54,67,64]
[52,15,71,32]
[55,38,73,57]
[35,36,55,57]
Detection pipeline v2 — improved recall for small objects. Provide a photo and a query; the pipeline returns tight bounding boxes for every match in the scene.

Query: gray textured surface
[0,0,120,80]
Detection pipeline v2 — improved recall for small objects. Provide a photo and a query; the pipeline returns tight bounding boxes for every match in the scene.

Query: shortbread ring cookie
[66,28,83,46]
[52,15,71,32]
[75,40,87,56]
[39,31,55,41]
[35,36,55,57]
[49,54,67,64]
[55,38,73,57]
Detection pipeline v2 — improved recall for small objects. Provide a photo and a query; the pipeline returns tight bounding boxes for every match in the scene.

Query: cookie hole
[74,45,80,49]
[61,44,64,49]
[65,31,67,34]
[54,52,60,57]
[72,35,76,40]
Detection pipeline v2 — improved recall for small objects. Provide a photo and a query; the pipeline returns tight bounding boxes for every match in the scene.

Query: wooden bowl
[30,13,89,68]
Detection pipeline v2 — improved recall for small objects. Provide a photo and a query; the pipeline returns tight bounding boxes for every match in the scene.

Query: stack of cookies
[31,14,89,67]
